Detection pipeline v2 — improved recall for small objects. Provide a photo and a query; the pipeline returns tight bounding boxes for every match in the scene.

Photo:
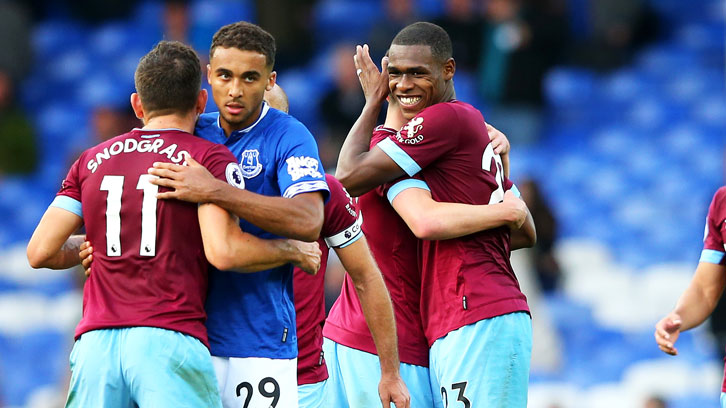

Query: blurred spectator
[0,1,32,83]
[317,43,367,170]
[519,178,562,293]
[0,70,37,176]
[256,0,316,70]
[643,395,668,408]
[570,0,660,71]
[477,0,570,145]
[164,0,190,44]
[433,0,482,71]
[368,0,417,62]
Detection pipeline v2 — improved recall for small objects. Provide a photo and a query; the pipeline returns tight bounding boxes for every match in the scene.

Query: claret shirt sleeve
[50,157,84,218]
[701,187,726,265]
[322,176,362,249]
[376,103,459,177]
[200,144,246,189]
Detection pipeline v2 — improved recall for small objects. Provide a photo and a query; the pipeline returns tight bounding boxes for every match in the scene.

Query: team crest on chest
[240,149,263,178]
[396,116,425,145]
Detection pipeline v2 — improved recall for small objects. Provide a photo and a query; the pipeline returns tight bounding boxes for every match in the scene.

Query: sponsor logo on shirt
[240,149,263,178]
[286,156,322,181]
[395,116,425,145]
[226,163,245,189]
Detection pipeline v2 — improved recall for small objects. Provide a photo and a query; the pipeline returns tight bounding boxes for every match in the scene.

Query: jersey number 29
[100,174,158,257]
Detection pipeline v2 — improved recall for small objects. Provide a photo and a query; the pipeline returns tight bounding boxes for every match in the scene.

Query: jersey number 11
[100,174,158,257]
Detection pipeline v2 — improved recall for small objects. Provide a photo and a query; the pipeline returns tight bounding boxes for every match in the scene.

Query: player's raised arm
[333,234,411,408]
[149,157,325,242]
[197,202,321,274]
[336,44,406,196]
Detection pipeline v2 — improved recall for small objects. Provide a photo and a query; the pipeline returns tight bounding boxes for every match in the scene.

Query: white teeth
[399,96,421,105]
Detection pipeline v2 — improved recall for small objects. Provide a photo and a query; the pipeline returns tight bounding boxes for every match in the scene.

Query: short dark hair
[391,22,453,62]
[210,21,276,68]
[134,41,201,116]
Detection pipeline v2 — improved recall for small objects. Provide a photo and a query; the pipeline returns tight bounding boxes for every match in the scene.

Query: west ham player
[146,22,328,408]
[655,186,726,407]
[262,85,409,408]
[335,23,535,407]
[26,41,320,408]
[327,98,532,408]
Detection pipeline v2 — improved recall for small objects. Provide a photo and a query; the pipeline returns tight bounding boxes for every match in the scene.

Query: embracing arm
[27,207,84,269]
[149,156,324,241]
[198,203,321,274]
[334,235,410,408]
[510,207,536,250]
[655,262,726,355]
[391,188,529,241]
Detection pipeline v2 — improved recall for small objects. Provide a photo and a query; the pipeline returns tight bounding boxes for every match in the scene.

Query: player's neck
[142,113,196,134]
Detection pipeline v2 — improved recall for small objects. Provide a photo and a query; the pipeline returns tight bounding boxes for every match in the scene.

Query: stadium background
[0,0,724,406]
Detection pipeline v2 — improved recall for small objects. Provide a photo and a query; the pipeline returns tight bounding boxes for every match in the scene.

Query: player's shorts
[65,327,222,408]
[323,338,434,408]
[429,312,532,408]
[298,380,327,408]
[212,355,298,408]
[721,392,726,408]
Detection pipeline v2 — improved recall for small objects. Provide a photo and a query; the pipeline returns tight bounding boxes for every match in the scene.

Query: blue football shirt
[196,102,329,359]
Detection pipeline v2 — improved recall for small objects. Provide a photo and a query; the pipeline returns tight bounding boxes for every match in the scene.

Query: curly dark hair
[210,21,276,68]
[134,40,201,116]
[391,22,453,63]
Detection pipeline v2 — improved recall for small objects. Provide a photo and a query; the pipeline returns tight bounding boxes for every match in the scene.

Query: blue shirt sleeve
[275,119,330,201]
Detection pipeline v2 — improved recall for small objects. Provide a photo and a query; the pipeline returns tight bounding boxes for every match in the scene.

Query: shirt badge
[240,149,263,178]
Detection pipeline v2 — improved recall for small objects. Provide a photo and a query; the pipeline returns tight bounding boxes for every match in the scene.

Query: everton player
[335,22,535,407]
[655,186,726,407]
[262,85,409,408]
[146,22,328,408]
[26,41,320,408]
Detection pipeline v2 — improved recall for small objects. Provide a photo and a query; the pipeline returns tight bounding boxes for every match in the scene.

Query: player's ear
[206,64,213,85]
[130,93,144,120]
[443,58,455,81]
[196,89,208,115]
[266,71,277,92]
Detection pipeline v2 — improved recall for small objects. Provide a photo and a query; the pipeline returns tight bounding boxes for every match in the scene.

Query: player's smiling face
[387,44,454,120]
[208,47,276,135]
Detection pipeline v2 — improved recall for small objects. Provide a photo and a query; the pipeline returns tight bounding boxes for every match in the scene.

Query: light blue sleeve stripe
[377,138,422,177]
[700,249,726,264]
[510,184,521,198]
[50,196,83,218]
[386,179,431,204]
[338,231,363,248]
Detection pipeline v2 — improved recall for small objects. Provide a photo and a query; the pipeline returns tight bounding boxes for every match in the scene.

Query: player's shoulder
[260,108,313,139]
[712,186,726,205]
[372,125,397,144]
[197,112,220,130]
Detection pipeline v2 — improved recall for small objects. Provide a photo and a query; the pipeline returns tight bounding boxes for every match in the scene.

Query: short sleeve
[201,144,246,190]
[275,120,330,200]
[701,187,726,265]
[322,176,362,248]
[50,158,83,217]
[383,175,431,204]
[376,103,459,177]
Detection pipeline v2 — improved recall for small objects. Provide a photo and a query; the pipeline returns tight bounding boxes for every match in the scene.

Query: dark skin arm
[148,156,324,241]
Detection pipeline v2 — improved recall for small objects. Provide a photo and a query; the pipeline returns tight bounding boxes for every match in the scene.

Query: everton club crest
[240,149,263,178]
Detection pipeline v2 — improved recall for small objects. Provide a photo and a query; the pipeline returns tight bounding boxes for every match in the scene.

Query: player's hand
[378,372,410,408]
[290,240,322,275]
[487,123,510,156]
[79,241,93,277]
[354,44,389,105]
[655,313,682,355]
[502,190,527,229]
[148,156,223,203]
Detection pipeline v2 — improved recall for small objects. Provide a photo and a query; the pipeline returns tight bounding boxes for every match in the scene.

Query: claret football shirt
[377,101,530,345]
[53,128,244,348]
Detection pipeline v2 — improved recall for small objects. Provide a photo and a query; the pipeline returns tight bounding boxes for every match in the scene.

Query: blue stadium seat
[190,0,255,52]
[313,0,382,48]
